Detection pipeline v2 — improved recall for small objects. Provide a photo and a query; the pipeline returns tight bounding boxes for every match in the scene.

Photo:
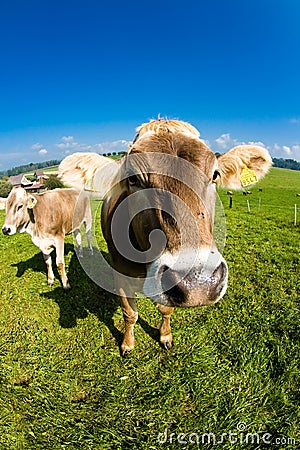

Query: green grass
[24,166,60,177]
[0,168,299,449]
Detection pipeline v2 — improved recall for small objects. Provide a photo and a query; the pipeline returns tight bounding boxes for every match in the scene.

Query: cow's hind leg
[84,220,93,255]
[73,229,83,258]
[119,288,138,356]
[85,224,94,255]
[43,253,55,286]
[156,304,174,350]
[55,238,70,290]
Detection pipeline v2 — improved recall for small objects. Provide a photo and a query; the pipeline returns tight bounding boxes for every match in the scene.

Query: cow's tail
[58,152,121,196]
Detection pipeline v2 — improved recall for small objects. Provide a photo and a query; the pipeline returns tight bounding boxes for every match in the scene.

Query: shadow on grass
[11,243,76,284]
[137,317,160,344]
[11,244,121,349]
[12,251,48,278]
[11,243,163,352]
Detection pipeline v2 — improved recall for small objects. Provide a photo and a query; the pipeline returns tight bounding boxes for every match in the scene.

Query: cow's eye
[128,174,140,186]
[212,170,220,182]
[17,204,23,211]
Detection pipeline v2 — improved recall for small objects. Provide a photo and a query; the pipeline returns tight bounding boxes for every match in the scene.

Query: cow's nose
[161,261,227,305]
[2,226,11,235]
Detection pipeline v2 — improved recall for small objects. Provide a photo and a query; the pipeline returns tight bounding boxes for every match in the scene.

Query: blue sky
[0,0,300,170]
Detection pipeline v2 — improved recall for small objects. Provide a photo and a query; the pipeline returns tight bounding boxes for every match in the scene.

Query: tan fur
[58,152,120,195]
[217,145,272,189]
[130,118,200,148]
[3,187,93,289]
[100,129,224,354]
[58,119,272,354]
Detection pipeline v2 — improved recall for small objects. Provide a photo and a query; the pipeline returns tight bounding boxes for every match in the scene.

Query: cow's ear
[216,145,272,190]
[27,194,37,209]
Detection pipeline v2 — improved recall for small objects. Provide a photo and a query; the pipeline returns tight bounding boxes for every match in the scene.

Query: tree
[0,181,12,198]
[44,175,65,190]
[272,158,300,171]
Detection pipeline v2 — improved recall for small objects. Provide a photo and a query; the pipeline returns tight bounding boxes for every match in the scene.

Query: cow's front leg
[156,304,174,350]
[119,288,138,356]
[43,253,54,286]
[55,237,70,290]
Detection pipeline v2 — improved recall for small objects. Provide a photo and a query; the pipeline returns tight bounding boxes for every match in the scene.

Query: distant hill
[0,152,126,178]
[0,155,299,178]
[272,158,300,171]
[0,160,62,177]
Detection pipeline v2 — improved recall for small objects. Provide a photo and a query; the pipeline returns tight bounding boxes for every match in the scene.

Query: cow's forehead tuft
[11,188,27,203]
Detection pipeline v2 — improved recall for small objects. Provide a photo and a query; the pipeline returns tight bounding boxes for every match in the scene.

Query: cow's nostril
[161,266,185,302]
[212,261,227,283]
[2,226,10,235]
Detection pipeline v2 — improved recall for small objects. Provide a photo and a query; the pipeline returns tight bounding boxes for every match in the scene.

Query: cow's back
[32,189,79,236]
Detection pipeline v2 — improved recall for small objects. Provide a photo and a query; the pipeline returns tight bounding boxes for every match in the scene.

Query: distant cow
[296,193,300,197]
[59,118,272,354]
[2,187,92,289]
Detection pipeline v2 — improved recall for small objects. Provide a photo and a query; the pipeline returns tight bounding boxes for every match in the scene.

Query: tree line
[0,160,61,177]
[1,155,299,179]
[0,152,127,178]
[272,158,300,171]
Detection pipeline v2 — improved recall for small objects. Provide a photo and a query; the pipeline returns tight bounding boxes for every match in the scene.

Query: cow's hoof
[63,283,71,291]
[160,340,174,351]
[120,343,134,357]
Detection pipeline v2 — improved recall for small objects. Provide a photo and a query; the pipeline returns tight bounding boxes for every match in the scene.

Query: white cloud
[246,141,267,148]
[92,140,130,153]
[39,148,48,155]
[56,136,78,150]
[62,136,75,142]
[215,133,238,150]
[290,118,300,124]
[291,144,300,160]
[273,143,281,152]
[283,145,292,156]
[214,133,268,153]
[269,143,300,160]
[31,142,43,150]
[55,136,130,155]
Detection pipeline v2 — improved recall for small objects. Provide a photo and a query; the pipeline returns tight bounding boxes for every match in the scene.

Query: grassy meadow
[0,167,299,449]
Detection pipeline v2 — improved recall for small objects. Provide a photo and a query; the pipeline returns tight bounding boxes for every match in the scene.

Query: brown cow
[2,187,93,289]
[59,119,272,354]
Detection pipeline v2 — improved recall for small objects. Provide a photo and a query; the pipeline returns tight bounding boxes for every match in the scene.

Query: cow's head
[2,187,37,235]
[101,120,272,308]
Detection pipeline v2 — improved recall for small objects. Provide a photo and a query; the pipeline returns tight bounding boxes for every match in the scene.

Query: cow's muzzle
[2,226,12,236]
[160,260,227,307]
[144,249,228,307]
